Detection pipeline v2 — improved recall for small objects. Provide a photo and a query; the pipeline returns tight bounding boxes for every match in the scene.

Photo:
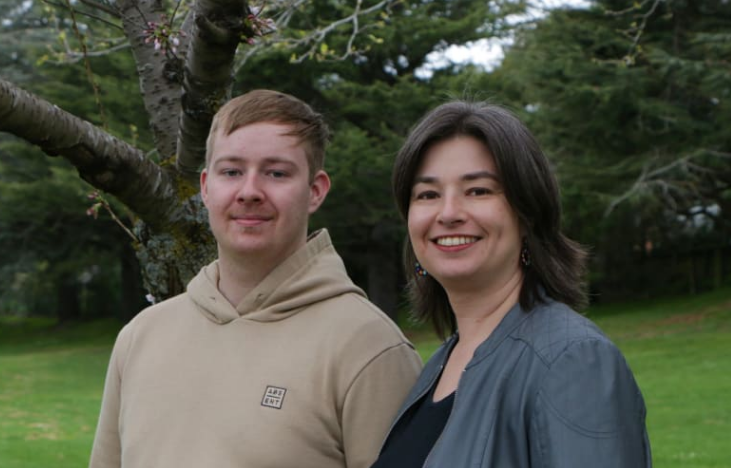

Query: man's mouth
[231,214,272,226]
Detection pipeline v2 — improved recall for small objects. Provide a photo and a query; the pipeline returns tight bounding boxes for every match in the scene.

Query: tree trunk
[120,241,148,322]
[133,195,216,303]
[688,255,697,295]
[366,223,400,320]
[713,248,722,289]
[56,278,81,324]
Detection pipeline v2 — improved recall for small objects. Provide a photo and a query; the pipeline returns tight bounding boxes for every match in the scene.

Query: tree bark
[176,0,252,177]
[56,278,81,323]
[0,77,181,232]
[120,241,148,321]
[366,222,400,320]
[0,76,221,301]
[116,0,189,160]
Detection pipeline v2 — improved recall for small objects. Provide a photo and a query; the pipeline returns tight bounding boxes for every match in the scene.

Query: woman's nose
[437,194,465,226]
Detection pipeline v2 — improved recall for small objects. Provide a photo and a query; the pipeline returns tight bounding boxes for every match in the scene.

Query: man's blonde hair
[205,90,330,180]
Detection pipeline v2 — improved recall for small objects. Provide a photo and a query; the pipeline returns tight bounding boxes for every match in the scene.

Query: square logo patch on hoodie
[261,385,287,409]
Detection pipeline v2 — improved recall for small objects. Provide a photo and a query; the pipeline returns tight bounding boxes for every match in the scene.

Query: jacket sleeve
[88,324,132,468]
[530,339,652,468]
[341,342,422,468]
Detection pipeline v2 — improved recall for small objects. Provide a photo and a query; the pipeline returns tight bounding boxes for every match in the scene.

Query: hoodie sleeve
[89,324,133,468]
[341,342,422,468]
[530,339,652,468]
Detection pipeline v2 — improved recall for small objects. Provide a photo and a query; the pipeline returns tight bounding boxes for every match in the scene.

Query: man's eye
[222,169,241,177]
[268,170,287,178]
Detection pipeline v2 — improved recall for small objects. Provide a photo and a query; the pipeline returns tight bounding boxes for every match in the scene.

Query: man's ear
[200,168,209,206]
[308,170,331,214]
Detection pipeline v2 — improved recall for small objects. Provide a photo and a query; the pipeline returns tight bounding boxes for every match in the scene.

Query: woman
[372,101,652,467]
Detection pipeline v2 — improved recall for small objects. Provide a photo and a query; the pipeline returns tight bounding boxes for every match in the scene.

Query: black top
[370,383,454,468]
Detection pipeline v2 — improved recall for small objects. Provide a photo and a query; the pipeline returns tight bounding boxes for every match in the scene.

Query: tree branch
[234,0,396,69]
[604,148,731,217]
[175,0,252,177]
[0,78,181,232]
[51,40,131,64]
[117,0,191,161]
[77,0,122,18]
[42,0,124,29]
[603,0,663,62]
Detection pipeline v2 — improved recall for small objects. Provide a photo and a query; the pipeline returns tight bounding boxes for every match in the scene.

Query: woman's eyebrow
[462,170,499,181]
[413,175,438,185]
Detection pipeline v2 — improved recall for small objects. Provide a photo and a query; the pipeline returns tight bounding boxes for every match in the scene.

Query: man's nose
[236,173,265,203]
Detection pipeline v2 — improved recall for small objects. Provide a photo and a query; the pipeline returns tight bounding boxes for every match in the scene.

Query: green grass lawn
[0,318,119,468]
[587,289,731,468]
[1,288,729,467]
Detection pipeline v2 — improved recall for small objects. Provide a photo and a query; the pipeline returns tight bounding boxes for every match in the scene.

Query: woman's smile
[408,135,522,287]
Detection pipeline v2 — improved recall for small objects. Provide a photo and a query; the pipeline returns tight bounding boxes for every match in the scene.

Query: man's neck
[216,255,275,307]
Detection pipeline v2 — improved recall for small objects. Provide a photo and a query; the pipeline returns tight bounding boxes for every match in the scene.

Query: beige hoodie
[89,230,422,468]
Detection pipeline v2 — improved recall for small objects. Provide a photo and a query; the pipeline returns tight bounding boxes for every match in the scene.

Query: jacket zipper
[421,368,464,468]
[378,336,457,459]
[376,362,444,455]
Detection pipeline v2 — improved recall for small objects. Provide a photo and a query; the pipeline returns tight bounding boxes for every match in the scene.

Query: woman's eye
[467,187,492,196]
[415,190,439,200]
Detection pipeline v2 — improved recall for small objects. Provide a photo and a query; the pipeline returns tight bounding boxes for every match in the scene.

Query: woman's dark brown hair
[392,101,588,339]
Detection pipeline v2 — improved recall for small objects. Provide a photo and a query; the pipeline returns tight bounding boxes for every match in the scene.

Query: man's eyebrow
[260,157,298,167]
[211,155,245,168]
[211,156,298,167]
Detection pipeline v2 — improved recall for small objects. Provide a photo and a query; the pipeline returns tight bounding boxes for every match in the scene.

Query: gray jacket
[382,300,652,467]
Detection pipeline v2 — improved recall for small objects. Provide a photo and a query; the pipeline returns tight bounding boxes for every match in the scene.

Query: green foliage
[4,0,728,315]
[491,0,731,298]
[0,1,154,319]
[234,0,528,297]
[0,139,130,319]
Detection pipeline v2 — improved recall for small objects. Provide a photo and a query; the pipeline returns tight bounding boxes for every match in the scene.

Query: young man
[89,90,422,468]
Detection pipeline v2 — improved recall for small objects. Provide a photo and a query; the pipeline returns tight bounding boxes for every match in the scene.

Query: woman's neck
[448,271,523,348]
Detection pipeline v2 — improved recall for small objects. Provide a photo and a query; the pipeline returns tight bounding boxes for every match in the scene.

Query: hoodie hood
[187,229,365,324]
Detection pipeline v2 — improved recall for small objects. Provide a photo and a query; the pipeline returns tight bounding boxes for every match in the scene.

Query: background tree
[0,0,526,318]
[233,0,524,313]
[0,10,151,321]
[492,0,731,298]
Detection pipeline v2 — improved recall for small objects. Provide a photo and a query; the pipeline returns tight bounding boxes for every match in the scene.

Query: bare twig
[61,0,108,128]
[625,0,662,58]
[42,0,124,30]
[603,0,654,17]
[51,39,130,64]
[87,191,140,243]
[604,148,730,217]
[604,164,649,217]
[77,0,121,18]
[235,0,395,69]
